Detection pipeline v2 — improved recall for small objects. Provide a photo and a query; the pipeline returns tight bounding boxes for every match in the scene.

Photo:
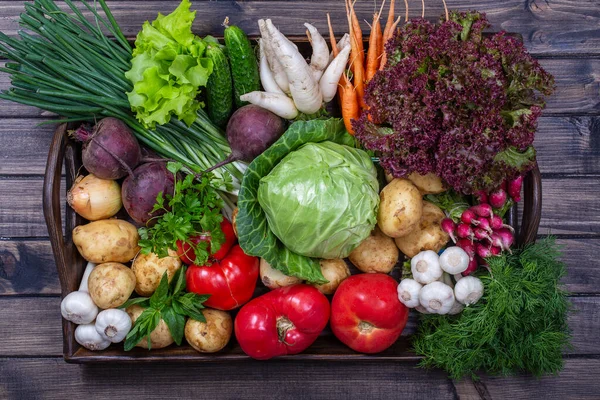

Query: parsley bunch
[121,267,209,351]
[139,162,225,266]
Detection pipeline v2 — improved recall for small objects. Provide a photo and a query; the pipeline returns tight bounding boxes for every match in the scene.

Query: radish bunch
[442,203,516,276]
[475,176,523,209]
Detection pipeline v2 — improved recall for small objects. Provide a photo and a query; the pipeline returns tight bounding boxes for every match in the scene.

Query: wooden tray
[43,121,541,363]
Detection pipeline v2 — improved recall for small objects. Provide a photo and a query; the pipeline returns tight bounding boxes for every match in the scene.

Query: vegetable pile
[354,11,554,194]
[0,0,570,380]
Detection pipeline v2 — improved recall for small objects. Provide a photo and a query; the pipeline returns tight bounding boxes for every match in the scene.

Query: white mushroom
[397,279,422,308]
[411,250,443,284]
[419,281,455,314]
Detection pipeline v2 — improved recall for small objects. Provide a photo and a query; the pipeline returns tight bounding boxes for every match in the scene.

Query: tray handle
[518,163,542,246]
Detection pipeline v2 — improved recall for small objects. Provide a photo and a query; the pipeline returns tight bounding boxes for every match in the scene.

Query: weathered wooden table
[0,1,599,398]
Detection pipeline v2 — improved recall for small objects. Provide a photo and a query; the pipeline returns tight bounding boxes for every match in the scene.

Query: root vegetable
[75,323,111,351]
[419,281,455,314]
[126,304,174,349]
[304,23,329,72]
[319,44,351,103]
[258,19,290,94]
[95,309,132,343]
[67,174,122,221]
[489,188,508,209]
[312,259,351,295]
[260,258,302,289]
[394,201,449,258]
[239,92,298,120]
[448,301,465,315]
[61,262,98,324]
[185,309,233,353]
[205,105,286,172]
[88,262,136,309]
[439,247,469,274]
[72,219,140,263]
[264,19,323,114]
[454,276,484,305]
[122,161,175,225]
[348,226,399,274]
[397,278,422,308]
[411,250,443,284]
[377,178,423,238]
[441,218,457,243]
[407,172,447,194]
[131,249,182,296]
[258,39,284,94]
[507,176,523,202]
[72,117,141,180]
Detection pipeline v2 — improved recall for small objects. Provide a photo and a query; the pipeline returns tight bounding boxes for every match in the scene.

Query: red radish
[461,209,478,226]
[471,204,493,218]
[488,232,503,249]
[473,190,488,204]
[441,218,457,243]
[489,188,507,209]
[73,118,141,180]
[462,257,479,276]
[457,223,474,239]
[457,239,475,258]
[476,243,492,258]
[490,246,502,256]
[496,228,515,252]
[476,217,493,233]
[474,228,490,241]
[489,214,515,233]
[508,176,523,202]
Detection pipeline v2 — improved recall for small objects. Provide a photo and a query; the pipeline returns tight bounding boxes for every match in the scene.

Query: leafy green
[125,0,213,128]
[237,118,365,284]
[413,238,571,379]
[138,162,224,266]
[424,190,469,222]
[123,267,209,351]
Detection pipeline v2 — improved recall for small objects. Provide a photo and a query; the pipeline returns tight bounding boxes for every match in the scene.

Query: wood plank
[0,239,59,295]
[0,357,454,399]
[478,359,600,400]
[1,0,600,55]
[0,296,597,357]
[0,119,56,175]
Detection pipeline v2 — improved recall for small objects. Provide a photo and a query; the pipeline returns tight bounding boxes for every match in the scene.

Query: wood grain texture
[0,296,596,357]
[1,0,600,55]
[0,240,59,295]
[0,119,56,175]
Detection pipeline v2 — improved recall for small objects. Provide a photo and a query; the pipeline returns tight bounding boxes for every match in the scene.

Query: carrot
[345,0,366,108]
[366,1,385,81]
[327,13,339,58]
[349,0,364,63]
[381,0,395,44]
[340,74,359,135]
[379,0,404,70]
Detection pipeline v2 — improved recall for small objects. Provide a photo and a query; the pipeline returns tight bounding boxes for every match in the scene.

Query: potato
[185,309,232,353]
[313,259,351,295]
[377,179,423,238]
[349,227,399,273]
[407,172,447,194]
[260,258,302,289]
[88,262,136,309]
[126,304,174,350]
[131,249,182,296]
[73,219,140,263]
[394,201,450,258]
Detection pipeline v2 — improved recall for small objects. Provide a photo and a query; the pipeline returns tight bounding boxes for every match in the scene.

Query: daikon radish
[240,91,299,120]
[258,39,284,94]
[258,19,290,94]
[320,44,351,102]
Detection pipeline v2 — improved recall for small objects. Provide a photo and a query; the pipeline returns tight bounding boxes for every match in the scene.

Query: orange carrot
[382,0,395,44]
[327,13,339,58]
[349,0,364,62]
[366,2,385,81]
[340,74,359,135]
[379,0,403,70]
[345,0,366,108]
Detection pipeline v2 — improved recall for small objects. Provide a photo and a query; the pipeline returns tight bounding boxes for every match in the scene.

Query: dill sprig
[413,237,571,379]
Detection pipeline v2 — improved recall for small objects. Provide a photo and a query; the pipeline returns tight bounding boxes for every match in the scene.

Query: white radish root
[240,91,299,120]
[320,44,351,102]
[304,23,329,72]
[258,19,290,94]
[328,33,350,64]
[265,19,323,114]
[258,39,284,94]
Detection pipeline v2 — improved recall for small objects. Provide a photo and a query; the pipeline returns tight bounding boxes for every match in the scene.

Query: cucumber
[223,20,260,108]
[205,43,233,127]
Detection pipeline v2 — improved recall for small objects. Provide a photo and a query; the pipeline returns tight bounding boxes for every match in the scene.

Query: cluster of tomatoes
[178,219,409,360]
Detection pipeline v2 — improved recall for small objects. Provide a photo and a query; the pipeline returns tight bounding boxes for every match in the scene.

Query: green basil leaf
[176,292,208,322]
[124,308,160,351]
[161,306,185,346]
[170,266,187,296]
[119,297,150,309]
[150,272,170,309]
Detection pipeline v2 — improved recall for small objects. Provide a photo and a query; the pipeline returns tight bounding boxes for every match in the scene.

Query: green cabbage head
[257,141,379,259]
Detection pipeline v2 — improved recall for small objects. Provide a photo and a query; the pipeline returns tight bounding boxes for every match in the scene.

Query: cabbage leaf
[236,118,378,284]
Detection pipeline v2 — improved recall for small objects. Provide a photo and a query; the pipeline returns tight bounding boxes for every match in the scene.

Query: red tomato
[177,218,237,265]
[186,245,258,310]
[330,274,408,353]
[234,284,330,360]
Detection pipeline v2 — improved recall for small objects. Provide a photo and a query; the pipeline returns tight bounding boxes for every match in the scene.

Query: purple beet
[205,105,285,173]
[122,162,175,225]
[73,117,141,180]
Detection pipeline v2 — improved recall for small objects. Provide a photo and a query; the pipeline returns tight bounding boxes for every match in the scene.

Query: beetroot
[122,162,175,225]
[205,105,285,172]
[74,117,141,180]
